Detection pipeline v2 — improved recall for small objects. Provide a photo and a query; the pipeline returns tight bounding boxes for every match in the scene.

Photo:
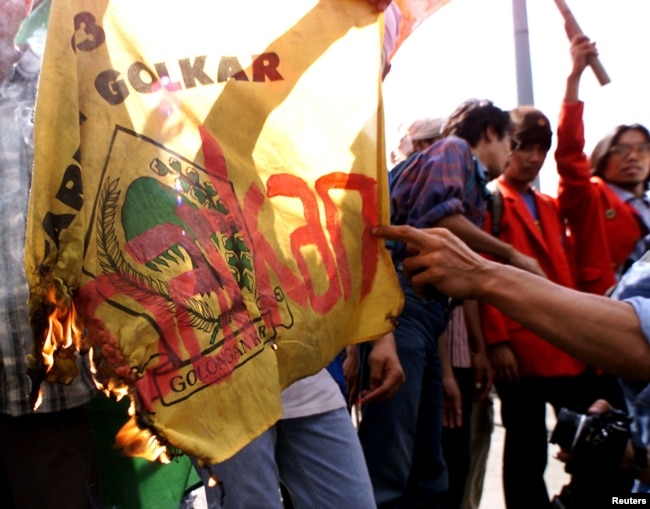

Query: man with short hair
[556,35,650,295]
[556,32,650,495]
[479,105,623,509]
[358,99,544,508]
[390,116,445,166]
[387,116,445,193]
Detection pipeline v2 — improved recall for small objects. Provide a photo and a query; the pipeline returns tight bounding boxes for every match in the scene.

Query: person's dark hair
[441,99,512,148]
[590,123,650,189]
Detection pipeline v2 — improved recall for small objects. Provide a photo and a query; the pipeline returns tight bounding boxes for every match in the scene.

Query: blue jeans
[196,407,375,509]
[358,272,449,508]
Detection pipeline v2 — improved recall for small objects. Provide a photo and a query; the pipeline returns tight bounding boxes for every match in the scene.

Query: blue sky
[382,0,650,194]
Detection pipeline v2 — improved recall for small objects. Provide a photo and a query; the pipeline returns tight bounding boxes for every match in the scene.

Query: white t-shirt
[280,368,346,420]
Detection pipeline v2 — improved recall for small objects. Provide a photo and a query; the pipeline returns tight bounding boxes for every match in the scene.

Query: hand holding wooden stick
[553,0,610,86]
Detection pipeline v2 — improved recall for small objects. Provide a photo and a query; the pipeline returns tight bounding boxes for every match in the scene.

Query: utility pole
[512,0,542,187]
[512,0,534,106]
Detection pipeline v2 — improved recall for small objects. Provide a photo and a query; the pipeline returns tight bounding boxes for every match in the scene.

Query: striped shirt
[441,306,472,368]
[0,46,96,416]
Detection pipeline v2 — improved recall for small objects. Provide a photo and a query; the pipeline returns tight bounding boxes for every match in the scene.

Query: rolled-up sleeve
[612,254,650,343]
[626,298,650,344]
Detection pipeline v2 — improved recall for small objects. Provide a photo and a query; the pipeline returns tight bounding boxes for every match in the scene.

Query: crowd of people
[1,0,650,508]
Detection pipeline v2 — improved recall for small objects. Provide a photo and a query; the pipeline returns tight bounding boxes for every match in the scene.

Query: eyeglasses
[608,142,650,159]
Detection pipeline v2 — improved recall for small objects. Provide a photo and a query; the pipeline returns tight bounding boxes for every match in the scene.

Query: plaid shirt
[389,136,489,263]
[0,46,96,416]
[610,184,650,276]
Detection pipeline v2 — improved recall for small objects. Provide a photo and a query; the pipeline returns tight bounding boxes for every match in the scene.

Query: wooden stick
[553,0,611,86]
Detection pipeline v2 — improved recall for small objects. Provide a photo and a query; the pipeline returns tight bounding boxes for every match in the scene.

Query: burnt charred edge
[26,270,77,407]
[27,299,55,409]
[134,404,184,461]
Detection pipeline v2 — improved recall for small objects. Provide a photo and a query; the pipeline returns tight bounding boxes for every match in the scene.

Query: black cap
[510,106,552,151]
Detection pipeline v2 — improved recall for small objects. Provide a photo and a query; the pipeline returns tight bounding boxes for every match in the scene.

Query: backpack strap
[486,180,504,238]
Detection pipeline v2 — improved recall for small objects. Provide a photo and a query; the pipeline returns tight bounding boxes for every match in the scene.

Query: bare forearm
[563,35,595,104]
[563,73,581,103]
[476,263,650,379]
[373,224,650,380]
[435,214,513,260]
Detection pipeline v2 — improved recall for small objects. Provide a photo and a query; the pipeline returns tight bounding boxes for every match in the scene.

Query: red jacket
[555,102,645,295]
[480,178,586,378]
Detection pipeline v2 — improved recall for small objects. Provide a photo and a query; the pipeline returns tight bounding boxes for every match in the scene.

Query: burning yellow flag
[25,0,402,464]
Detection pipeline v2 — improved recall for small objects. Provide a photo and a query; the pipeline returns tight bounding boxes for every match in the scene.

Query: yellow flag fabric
[26,0,403,464]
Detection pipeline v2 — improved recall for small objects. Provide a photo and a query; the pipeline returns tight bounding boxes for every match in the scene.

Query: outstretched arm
[563,34,598,104]
[373,225,650,380]
[434,214,546,278]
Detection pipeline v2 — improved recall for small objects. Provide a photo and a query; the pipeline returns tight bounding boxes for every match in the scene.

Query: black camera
[549,407,634,508]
